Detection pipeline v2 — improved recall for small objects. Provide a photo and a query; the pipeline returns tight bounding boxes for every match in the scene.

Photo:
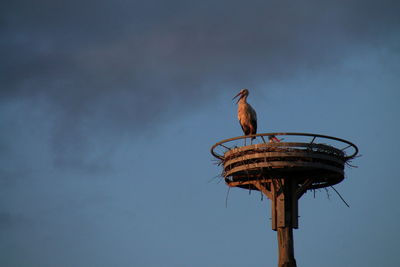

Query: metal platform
[211,132,358,190]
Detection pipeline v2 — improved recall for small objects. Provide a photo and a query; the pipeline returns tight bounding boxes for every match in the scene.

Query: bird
[233,89,281,144]
[233,89,257,142]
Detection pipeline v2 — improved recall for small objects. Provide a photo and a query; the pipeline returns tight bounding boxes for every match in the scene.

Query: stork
[233,89,280,144]
[233,89,257,144]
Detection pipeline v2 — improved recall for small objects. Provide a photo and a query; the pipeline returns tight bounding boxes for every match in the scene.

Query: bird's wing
[241,123,250,135]
[252,119,257,134]
[249,104,257,134]
[250,105,257,121]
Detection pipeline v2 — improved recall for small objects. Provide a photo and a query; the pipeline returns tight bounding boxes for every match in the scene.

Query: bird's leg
[244,137,247,146]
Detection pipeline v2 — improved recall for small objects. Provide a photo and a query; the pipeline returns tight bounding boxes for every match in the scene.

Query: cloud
[1,0,399,167]
[3,0,399,103]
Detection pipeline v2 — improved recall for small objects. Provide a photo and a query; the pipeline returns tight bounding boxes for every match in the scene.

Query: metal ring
[211,132,358,160]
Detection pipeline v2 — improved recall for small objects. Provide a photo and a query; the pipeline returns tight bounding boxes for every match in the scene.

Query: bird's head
[232,89,249,103]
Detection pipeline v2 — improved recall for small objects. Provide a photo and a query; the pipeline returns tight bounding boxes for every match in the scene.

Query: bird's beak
[232,92,242,103]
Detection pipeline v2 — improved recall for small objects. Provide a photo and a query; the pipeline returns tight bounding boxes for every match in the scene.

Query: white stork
[233,89,280,144]
[233,89,257,142]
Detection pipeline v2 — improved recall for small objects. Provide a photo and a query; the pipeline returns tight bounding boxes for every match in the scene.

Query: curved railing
[211,132,358,160]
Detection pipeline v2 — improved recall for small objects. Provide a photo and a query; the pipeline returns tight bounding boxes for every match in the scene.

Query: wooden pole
[254,178,301,267]
[277,227,297,267]
[274,179,297,267]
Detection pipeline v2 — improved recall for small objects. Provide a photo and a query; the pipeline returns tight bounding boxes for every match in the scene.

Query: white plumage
[233,88,280,143]
[233,89,257,139]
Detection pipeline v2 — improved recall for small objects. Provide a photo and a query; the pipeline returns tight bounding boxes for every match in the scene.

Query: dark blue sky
[1,1,400,266]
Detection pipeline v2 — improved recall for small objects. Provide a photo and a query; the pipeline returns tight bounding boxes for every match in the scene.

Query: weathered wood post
[211,133,358,267]
[275,179,297,267]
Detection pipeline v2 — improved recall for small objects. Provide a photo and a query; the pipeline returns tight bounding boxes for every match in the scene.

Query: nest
[219,142,351,190]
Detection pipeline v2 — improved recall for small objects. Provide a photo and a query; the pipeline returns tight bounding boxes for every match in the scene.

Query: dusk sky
[1,1,400,266]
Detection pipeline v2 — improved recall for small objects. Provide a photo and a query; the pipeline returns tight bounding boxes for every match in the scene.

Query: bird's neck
[239,96,247,103]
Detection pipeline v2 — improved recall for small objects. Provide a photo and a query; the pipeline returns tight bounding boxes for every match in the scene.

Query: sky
[1,0,400,266]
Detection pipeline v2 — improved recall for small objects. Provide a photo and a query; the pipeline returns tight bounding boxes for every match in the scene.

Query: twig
[225,186,231,208]
[330,186,350,208]
[324,187,331,200]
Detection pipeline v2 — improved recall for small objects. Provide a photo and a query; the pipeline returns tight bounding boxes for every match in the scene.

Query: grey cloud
[1,0,399,167]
